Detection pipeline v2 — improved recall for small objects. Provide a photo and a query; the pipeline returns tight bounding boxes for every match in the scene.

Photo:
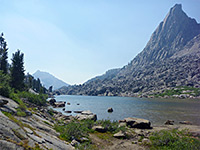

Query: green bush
[54,120,94,142]
[149,129,200,150]
[96,120,120,133]
[17,91,48,106]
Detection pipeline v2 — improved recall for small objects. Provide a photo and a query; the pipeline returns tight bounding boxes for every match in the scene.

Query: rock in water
[107,107,113,113]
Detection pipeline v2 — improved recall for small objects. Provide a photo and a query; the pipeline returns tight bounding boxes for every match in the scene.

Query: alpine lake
[52,95,200,126]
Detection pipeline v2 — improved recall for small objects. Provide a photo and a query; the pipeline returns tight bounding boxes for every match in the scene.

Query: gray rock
[54,101,65,107]
[35,130,74,150]
[0,140,24,150]
[24,127,33,134]
[142,138,151,144]
[0,99,8,106]
[92,126,106,133]
[71,139,79,147]
[113,131,126,139]
[124,117,151,129]
[165,120,174,125]
[24,110,32,116]
[75,110,97,121]
[28,133,45,144]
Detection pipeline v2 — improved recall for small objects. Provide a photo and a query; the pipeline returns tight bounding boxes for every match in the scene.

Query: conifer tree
[10,50,25,91]
[0,33,8,74]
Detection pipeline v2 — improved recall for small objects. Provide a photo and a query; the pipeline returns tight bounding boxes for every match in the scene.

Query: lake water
[53,95,200,126]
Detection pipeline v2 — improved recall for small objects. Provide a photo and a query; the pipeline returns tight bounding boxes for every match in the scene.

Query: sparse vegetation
[153,86,200,98]
[54,119,127,149]
[149,129,200,150]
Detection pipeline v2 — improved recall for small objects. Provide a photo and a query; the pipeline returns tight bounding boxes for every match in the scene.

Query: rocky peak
[130,4,200,66]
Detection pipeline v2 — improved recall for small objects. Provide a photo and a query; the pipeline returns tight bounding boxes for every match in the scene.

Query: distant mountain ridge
[57,4,200,97]
[33,70,69,90]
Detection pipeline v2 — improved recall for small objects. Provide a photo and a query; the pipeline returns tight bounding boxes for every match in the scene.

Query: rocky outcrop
[0,96,74,150]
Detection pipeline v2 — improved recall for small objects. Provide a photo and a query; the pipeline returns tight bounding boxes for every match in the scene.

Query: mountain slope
[33,70,69,90]
[56,4,200,97]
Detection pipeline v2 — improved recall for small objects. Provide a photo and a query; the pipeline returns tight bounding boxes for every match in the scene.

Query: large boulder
[75,110,97,121]
[124,117,151,129]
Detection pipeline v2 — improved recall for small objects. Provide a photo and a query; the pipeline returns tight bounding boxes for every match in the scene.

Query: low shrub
[54,120,94,142]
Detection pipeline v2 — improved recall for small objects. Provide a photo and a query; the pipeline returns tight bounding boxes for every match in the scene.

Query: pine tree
[10,50,25,91]
[0,33,8,74]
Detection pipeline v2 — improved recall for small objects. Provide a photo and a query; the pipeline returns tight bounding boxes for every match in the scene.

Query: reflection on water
[53,95,200,126]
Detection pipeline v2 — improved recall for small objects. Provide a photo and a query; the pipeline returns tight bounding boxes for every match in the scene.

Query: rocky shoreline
[1,95,200,149]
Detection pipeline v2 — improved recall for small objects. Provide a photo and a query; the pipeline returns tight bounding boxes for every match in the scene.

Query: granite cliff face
[57,4,200,97]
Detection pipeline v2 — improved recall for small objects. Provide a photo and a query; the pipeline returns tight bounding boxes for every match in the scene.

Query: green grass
[95,132,113,140]
[2,111,24,127]
[149,129,200,150]
[154,86,200,97]
[16,108,27,117]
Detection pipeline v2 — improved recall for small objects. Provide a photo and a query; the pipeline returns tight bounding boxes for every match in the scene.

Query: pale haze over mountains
[33,70,69,90]
[1,1,199,84]
[57,4,200,97]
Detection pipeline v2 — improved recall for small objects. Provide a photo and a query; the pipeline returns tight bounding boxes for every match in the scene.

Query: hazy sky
[0,0,199,85]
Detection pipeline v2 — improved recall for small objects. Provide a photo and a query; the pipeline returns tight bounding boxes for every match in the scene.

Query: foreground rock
[113,131,126,139]
[0,96,74,150]
[124,117,151,129]
[75,110,97,121]
[92,126,106,133]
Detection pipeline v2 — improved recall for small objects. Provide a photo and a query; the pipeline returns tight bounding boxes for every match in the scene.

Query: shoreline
[1,95,200,150]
